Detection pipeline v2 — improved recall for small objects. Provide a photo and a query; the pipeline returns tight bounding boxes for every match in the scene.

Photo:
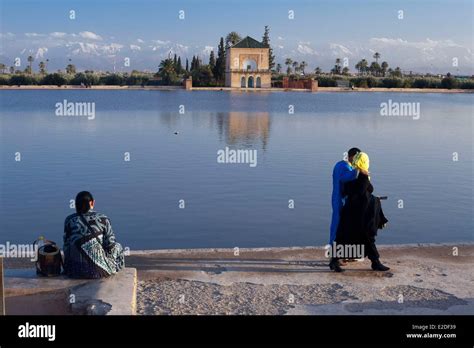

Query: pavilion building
[225,36,271,88]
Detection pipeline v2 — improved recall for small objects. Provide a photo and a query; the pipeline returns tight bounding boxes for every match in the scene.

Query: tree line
[1,37,473,89]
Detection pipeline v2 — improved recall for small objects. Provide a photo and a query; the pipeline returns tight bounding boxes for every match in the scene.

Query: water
[0,90,472,249]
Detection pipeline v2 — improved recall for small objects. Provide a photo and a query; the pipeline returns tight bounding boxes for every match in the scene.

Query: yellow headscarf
[352,152,370,175]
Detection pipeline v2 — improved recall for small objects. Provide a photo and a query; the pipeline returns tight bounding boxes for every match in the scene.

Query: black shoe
[329,258,344,273]
[371,260,390,271]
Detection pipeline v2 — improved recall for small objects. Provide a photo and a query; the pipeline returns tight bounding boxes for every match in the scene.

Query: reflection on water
[0,90,472,249]
[221,112,270,150]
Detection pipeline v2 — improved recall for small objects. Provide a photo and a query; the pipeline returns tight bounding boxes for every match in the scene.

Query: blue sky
[1,0,473,73]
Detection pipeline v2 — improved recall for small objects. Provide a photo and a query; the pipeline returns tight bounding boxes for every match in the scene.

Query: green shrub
[459,80,474,89]
[70,72,99,86]
[380,78,404,88]
[411,78,430,88]
[40,73,68,86]
[0,75,9,85]
[125,74,150,86]
[366,77,378,88]
[99,74,125,85]
[350,78,367,88]
[191,66,214,87]
[9,74,38,86]
[441,76,459,89]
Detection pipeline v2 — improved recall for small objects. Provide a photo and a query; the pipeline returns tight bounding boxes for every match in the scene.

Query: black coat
[335,174,388,246]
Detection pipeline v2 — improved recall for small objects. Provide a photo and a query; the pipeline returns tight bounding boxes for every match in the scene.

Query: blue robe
[329,160,358,244]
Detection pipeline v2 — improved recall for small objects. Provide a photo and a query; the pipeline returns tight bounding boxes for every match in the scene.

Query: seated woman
[329,152,389,272]
[63,191,125,278]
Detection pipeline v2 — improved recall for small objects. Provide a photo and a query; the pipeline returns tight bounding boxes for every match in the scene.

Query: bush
[125,74,150,86]
[9,74,38,86]
[441,76,459,89]
[459,80,474,89]
[380,78,404,88]
[70,72,99,86]
[191,66,214,87]
[350,78,367,88]
[40,73,68,86]
[349,77,378,88]
[99,74,124,85]
[366,77,378,88]
[411,78,429,88]
[0,75,9,85]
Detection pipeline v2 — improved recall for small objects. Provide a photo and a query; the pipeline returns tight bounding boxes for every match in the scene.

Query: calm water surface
[0,90,472,249]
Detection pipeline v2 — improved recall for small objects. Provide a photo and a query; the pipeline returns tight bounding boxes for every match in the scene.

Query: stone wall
[282,77,318,91]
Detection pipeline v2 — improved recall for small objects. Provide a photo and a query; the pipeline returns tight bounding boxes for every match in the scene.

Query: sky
[0,0,473,74]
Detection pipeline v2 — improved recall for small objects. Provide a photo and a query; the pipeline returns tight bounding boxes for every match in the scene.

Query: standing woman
[63,191,125,278]
[329,152,389,272]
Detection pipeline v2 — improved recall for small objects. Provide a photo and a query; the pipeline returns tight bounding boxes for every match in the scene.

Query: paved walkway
[126,244,474,315]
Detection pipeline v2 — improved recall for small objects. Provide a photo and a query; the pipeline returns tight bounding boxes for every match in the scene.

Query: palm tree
[284,58,293,75]
[158,58,177,85]
[292,61,299,75]
[276,63,282,74]
[355,61,362,75]
[66,64,76,74]
[27,55,34,74]
[369,62,381,76]
[393,67,402,78]
[355,59,368,75]
[314,66,322,75]
[0,63,5,74]
[299,61,307,75]
[373,52,381,63]
[381,61,389,77]
[39,61,46,75]
[334,58,342,75]
[225,32,242,48]
[361,59,369,75]
[9,66,14,74]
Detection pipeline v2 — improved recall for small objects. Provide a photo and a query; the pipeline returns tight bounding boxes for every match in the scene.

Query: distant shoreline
[1,85,473,93]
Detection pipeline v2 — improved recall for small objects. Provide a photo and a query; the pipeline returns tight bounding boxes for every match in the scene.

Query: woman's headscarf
[352,152,370,174]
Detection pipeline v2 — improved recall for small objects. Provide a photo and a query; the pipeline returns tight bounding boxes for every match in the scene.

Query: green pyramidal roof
[232,36,267,49]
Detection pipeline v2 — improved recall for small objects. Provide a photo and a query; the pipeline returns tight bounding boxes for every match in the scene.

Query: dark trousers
[364,236,380,262]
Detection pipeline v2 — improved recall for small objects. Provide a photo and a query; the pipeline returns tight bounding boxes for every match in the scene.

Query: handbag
[34,238,63,277]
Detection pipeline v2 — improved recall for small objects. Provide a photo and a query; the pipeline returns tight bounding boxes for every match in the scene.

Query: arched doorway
[248,76,254,88]
[256,76,261,88]
[241,76,246,88]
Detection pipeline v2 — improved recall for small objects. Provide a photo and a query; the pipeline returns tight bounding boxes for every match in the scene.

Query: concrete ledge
[4,268,137,315]
[129,242,474,255]
[69,268,137,315]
